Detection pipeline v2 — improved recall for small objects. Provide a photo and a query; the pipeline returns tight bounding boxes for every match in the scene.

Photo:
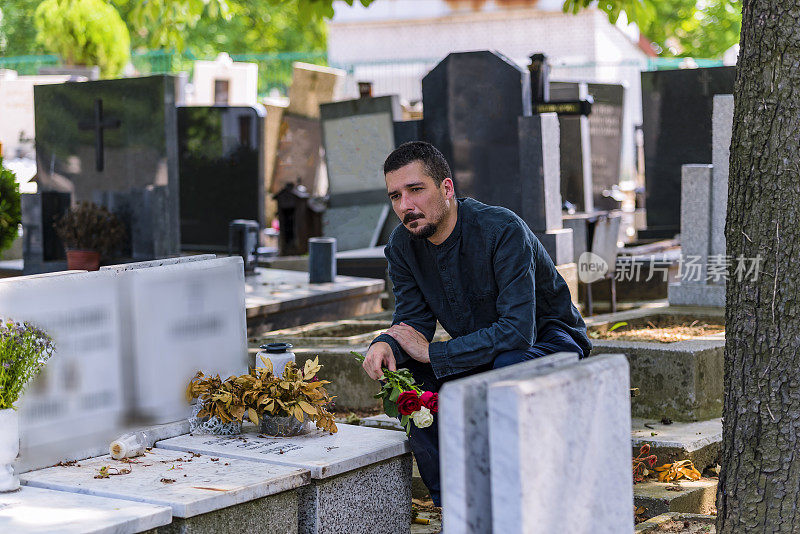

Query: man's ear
[442,177,455,200]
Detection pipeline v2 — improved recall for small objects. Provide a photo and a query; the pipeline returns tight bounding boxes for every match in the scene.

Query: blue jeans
[402,327,583,506]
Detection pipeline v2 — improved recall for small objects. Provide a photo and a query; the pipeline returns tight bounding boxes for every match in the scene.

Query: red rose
[420,391,438,413]
[397,391,421,415]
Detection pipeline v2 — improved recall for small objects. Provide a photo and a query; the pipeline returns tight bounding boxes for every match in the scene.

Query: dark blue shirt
[372,198,592,378]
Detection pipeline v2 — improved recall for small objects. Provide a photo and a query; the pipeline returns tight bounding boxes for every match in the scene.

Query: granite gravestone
[668,94,733,307]
[271,114,326,197]
[488,354,632,533]
[439,352,579,533]
[640,67,736,239]
[549,81,593,213]
[518,113,573,265]
[20,191,70,274]
[422,51,533,219]
[178,105,265,251]
[320,95,403,251]
[34,75,181,260]
[587,83,625,211]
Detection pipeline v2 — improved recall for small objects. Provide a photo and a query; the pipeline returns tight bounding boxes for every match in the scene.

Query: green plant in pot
[0,158,22,259]
[53,201,126,271]
[0,318,56,492]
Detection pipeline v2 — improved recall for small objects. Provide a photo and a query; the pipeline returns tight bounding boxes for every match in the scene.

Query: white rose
[412,406,434,429]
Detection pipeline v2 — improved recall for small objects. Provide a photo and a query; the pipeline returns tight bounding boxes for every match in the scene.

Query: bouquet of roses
[352,351,438,434]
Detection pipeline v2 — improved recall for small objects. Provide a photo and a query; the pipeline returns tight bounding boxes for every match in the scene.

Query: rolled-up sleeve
[428,220,536,378]
[370,243,437,366]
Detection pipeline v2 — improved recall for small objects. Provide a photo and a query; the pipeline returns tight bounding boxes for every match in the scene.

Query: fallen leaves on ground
[654,460,702,482]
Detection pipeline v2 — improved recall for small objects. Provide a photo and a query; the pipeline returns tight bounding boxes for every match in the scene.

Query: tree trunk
[717,1,800,532]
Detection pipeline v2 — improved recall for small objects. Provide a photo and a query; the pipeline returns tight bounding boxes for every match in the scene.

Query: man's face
[385,161,453,240]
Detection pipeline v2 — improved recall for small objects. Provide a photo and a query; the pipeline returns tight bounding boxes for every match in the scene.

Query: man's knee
[492,349,533,369]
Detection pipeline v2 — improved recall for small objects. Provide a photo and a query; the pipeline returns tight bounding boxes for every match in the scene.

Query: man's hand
[385,322,430,364]
[363,342,396,380]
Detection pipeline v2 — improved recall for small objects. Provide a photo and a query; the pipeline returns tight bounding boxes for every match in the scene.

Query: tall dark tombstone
[549,81,594,212]
[20,192,70,274]
[422,51,532,220]
[640,66,736,239]
[34,75,180,261]
[587,83,625,211]
[177,105,265,251]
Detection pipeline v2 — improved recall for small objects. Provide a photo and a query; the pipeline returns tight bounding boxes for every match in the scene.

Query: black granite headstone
[20,192,70,274]
[178,105,265,251]
[34,75,180,261]
[422,51,532,219]
[641,66,736,238]
[587,83,624,211]
[549,81,593,212]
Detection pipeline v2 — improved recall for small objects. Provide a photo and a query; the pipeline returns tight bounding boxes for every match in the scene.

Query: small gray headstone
[488,354,632,533]
[439,352,579,533]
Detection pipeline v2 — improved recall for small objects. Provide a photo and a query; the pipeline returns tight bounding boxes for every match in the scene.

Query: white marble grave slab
[157,423,409,479]
[0,485,172,534]
[119,256,248,422]
[100,254,216,272]
[20,448,309,518]
[439,352,579,534]
[0,271,126,470]
[487,353,632,534]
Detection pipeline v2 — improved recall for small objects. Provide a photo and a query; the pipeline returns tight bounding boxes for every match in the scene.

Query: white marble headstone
[439,352,579,533]
[157,423,409,479]
[119,256,248,422]
[20,448,309,518]
[487,353,632,534]
[0,485,172,534]
[0,271,126,470]
[100,254,216,272]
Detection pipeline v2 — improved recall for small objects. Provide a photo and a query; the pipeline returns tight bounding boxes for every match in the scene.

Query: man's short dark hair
[383,141,452,187]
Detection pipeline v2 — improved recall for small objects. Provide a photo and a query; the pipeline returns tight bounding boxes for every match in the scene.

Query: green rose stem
[352,351,424,434]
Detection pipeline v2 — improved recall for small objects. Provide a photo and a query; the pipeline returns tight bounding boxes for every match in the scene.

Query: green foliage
[0,0,46,56]
[0,158,21,254]
[34,0,131,76]
[0,319,56,410]
[562,0,742,58]
[639,0,742,58]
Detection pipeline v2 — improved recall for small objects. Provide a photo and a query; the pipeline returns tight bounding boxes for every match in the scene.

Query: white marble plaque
[20,448,309,518]
[0,271,126,469]
[0,485,172,534]
[157,423,409,479]
[120,257,248,422]
[487,354,632,534]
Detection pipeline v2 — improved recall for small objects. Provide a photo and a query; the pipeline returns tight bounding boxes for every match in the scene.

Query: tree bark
[717,1,800,532]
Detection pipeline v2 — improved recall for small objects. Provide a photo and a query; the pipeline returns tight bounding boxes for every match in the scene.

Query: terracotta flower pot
[66,250,101,271]
[0,408,20,492]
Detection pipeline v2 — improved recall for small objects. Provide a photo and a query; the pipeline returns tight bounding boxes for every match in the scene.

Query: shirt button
[449,298,455,303]
[440,265,445,271]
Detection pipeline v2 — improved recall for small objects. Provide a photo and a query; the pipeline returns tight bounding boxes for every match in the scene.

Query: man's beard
[404,213,438,240]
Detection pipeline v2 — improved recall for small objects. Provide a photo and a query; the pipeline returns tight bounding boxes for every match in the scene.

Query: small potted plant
[0,318,56,492]
[238,356,338,436]
[53,201,126,271]
[185,372,247,436]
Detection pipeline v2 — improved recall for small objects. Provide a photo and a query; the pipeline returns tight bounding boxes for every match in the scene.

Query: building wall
[328,0,647,181]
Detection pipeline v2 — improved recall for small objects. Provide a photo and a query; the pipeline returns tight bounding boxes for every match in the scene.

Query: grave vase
[66,250,101,271]
[259,414,308,437]
[0,408,20,492]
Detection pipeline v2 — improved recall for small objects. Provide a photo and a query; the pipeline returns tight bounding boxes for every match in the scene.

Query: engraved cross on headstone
[78,98,121,172]
[697,69,712,96]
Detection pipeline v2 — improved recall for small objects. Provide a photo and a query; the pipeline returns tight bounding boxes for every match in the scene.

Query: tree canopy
[564,0,741,58]
[0,0,374,59]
